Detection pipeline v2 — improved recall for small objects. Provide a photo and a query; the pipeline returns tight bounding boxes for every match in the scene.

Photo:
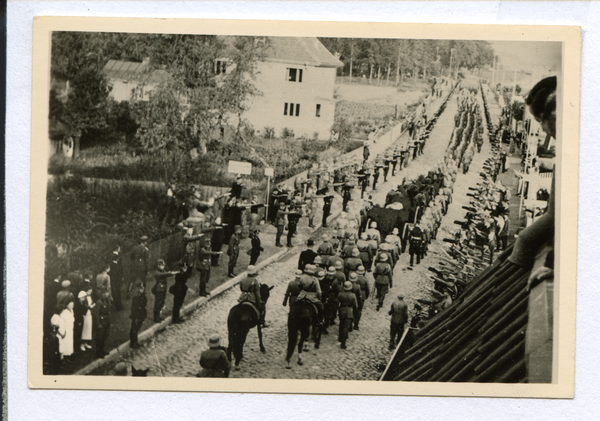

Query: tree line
[319,38,494,85]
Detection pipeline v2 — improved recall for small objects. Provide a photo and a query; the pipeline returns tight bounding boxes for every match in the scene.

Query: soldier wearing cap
[227,225,242,278]
[297,264,324,323]
[389,294,409,350]
[197,334,230,378]
[374,253,393,311]
[129,280,147,349]
[151,259,177,323]
[197,238,222,297]
[128,235,149,299]
[283,270,303,308]
[336,281,358,349]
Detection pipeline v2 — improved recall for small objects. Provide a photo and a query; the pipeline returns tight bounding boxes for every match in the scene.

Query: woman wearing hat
[197,334,230,378]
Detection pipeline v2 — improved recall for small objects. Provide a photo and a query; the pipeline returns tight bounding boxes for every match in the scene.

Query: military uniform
[389,297,409,349]
[275,207,287,247]
[169,271,189,323]
[373,261,393,310]
[337,289,358,348]
[108,251,124,310]
[227,231,241,277]
[283,278,302,307]
[151,270,173,322]
[198,348,230,378]
[238,275,262,311]
[129,291,147,349]
[197,244,218,296]
[409,226,424,266]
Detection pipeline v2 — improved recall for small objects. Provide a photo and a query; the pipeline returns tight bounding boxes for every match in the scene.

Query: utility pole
[349,43,354,82]
[449,48,454,78]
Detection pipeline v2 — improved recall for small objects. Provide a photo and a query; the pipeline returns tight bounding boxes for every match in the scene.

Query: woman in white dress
[81,288,94,350]
[59,299,75,362]
[50,305,66,365]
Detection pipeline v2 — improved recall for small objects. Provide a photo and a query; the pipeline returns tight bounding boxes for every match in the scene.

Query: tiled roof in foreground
[384,244,553,383]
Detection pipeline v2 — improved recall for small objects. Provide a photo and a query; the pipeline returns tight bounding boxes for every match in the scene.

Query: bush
[263,127,275,139]
[281,127,295,138]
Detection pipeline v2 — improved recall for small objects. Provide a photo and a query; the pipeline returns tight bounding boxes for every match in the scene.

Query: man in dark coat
[128,235,149,298]
[389,294,409,350]
[337,281,358,349]
[108,244,124,311]
[197,239,222,297]
[409,223,424,266]
[249,229,264,266]
[286,205,302,248]
[322,193,334,227]
[151,259,177,322]
[93,289,111,358]
[374,253,393,311]
[298,239,317,271]
[169,264,189,324]
[197,334,230,378]
[129,281,147,349]
[227,225,242,278]
[363,144,370,163]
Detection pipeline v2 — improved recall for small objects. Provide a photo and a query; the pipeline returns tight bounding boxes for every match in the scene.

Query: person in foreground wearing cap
[238,265,265,324]
[298,239,317,272]
[388,294,409,350]
[169,264,189,324]
[151,259,178,323]
[336,281,358,349]
[283,270,303,308]
[227,225,242,278]
[128,235,149,299]
[197,334,230,378]
[129,281,147,349]
[373,253,393,311]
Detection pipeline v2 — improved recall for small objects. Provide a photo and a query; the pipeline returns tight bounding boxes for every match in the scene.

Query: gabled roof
[103,60,172,84]
[263,37,343,68]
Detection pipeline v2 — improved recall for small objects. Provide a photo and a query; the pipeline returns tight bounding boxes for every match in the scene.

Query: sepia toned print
[28,17,579,397]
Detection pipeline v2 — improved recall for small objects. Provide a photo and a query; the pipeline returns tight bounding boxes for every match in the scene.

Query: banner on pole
[228,160,252,175]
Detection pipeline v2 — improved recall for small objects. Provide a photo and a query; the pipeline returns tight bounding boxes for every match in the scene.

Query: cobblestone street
[92,86,497,380]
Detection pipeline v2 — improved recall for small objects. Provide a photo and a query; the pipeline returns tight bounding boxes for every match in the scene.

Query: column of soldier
[414,84,511,329]
[278,91,466,351]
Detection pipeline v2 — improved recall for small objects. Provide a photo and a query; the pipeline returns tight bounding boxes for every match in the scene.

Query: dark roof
[384,245,542,383]
[264,37,343,68]
[102,60,172,84]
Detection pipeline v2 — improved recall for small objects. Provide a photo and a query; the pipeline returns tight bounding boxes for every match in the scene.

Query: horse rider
[283,270,303,308]
[238,265,265,325]
[296,264,324,324]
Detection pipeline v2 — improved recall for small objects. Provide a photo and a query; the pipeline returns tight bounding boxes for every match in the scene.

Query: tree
[50,32,112,158]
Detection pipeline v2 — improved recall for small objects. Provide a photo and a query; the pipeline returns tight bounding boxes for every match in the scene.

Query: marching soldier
[337,281,358,349]
[409,223,424,267]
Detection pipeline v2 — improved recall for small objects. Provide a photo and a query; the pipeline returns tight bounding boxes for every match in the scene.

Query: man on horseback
[238,266,265,325]
[296,265,324,325]
[283,270,303,308]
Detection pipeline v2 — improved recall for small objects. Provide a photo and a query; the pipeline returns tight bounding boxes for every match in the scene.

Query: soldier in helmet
[336,281,358,349]
[296,265,324,324]
[373,253,393,311]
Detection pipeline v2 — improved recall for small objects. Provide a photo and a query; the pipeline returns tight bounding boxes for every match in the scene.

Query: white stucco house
[242,37,343,140]
[102,37,343,140]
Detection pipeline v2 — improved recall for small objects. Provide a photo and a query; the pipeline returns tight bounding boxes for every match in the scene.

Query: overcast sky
[489,41,561,74]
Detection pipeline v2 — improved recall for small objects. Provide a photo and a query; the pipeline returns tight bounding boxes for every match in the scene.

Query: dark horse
[227,283,273,370]
[285,300,322,369]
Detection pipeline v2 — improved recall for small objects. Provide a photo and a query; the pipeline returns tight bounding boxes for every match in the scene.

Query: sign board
[228,160,252,175]
[264,167,274,177]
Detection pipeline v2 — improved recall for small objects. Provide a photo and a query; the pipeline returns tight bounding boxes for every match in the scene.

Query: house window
[284,102,300,117]
[214,60,228,75]
[287,68,303,82]
[316,104,321,117]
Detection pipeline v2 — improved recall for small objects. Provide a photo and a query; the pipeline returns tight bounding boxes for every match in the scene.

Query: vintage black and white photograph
[28,18,579,396]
